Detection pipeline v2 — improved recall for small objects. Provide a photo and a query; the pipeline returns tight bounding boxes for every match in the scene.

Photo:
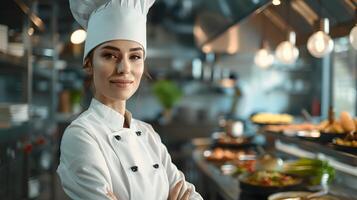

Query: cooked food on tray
[241,171,301,187]
[339,111,356,133]
[216,135,250,145]
[333,132,357,148]
[251,113,294,125]
[203,148,256,162]
[319,110,356,134]
[232,160,256,174]
[264,123,318,133]
[318,120,345,134]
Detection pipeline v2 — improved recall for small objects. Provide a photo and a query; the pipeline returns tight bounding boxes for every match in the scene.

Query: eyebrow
[101,45,143,52]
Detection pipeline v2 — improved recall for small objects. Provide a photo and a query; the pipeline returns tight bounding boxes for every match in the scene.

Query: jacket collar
[89,98,132,132]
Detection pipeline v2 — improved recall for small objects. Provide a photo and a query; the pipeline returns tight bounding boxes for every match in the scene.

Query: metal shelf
[0,122,30,142]
[0,52,27,70]
[0,119,57,142]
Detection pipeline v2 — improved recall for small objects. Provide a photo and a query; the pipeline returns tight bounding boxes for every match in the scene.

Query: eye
[102,53,118,60]
[130,54,142,61]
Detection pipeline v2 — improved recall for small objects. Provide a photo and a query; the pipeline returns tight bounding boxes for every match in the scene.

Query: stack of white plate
[0,103,29,125]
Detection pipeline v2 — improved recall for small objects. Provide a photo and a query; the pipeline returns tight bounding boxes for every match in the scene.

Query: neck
[94,94,126,116]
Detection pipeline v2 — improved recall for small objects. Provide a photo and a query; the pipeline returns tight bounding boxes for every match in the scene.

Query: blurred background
[0,0,356,199]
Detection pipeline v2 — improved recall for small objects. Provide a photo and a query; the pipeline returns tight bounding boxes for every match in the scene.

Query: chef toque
[69,0,155,62]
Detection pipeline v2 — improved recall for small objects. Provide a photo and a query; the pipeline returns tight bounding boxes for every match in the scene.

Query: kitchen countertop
[189,138,357,200]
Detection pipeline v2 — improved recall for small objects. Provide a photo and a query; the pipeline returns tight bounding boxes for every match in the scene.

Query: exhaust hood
[193,0,270,53]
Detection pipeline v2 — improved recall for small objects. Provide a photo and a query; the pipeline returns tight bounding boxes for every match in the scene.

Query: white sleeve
[149,125,203,200]
[57,125,114,200]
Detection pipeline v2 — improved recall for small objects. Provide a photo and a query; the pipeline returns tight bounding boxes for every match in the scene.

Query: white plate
[268,191,340,200]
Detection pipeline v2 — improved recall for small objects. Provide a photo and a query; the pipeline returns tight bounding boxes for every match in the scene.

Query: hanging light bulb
[349,24,357,50]
[307,18,334,58]
[254,41,274,68]
[71,29,87,44]
[272,0,281,6]
[275,31,299,64]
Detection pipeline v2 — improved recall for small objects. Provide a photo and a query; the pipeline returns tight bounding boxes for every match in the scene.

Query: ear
[83,60,93,75]
[84,65,93,75]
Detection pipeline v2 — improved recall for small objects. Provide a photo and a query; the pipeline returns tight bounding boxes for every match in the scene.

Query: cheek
[134,64,144,80]
[92,61,113,85]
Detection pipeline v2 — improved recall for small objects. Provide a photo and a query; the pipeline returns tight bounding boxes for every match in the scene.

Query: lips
[109,79,134,88]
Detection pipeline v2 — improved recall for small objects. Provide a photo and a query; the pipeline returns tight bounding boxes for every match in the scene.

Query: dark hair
[83,50,94,91]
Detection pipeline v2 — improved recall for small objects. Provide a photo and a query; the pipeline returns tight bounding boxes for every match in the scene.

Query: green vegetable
[283,158,335,185]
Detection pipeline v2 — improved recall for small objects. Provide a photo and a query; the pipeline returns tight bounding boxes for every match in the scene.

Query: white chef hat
[69,0,155,62]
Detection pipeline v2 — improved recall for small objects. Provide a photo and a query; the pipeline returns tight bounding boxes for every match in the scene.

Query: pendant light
[71,29,86,44]
[275,0,299,64]
[272,0,281,6]
[254,15,274,69]
[276,31,299,64]
[307,0,334,58]
[254,41,274,68]
[307,18,334,58]
[349,13,357,50]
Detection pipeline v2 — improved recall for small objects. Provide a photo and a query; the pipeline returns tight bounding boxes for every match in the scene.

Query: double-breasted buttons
[130,166,138,172]
[153,164,159,169]
[135,131,142,136]
[114,135,121,141]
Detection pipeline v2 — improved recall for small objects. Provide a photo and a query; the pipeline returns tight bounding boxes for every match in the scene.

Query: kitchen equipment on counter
[256,154,284,172]
[255,146,284,172]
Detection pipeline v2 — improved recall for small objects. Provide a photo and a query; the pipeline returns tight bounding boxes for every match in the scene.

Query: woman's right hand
[106,188,119,200]
[168,180,192,200]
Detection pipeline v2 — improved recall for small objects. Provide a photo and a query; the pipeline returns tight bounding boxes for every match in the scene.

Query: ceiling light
[307,18,334,58]
[28,27,34,36]
[70,29,86,44]
[275,31,299,64]
[254,42,274,68]
[272,0,281,6]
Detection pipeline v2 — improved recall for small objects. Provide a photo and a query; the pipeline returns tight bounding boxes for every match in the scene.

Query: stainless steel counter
[189,138,357,200]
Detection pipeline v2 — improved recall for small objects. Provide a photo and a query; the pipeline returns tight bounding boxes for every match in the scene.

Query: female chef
[57,0,203,200]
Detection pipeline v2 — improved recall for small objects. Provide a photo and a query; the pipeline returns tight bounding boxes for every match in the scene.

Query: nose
[116,58,130,74]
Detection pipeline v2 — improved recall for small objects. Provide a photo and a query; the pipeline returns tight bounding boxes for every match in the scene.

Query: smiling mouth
[109,80,134,88]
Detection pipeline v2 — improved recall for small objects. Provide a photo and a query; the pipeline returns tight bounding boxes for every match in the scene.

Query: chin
[111,91,135,101]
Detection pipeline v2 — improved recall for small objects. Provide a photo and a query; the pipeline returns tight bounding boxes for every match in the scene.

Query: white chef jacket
[57,98,203,200]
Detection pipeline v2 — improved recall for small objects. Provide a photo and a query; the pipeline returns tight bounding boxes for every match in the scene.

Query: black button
[135,131,142,136]
[153,164,159,169]
[115,135,121,141]
[130,166,138,172]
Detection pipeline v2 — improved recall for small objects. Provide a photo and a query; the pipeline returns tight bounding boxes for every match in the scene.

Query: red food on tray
[204,148,255,162]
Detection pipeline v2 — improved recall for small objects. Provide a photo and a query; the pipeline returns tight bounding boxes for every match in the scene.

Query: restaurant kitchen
[0,0,356,199]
